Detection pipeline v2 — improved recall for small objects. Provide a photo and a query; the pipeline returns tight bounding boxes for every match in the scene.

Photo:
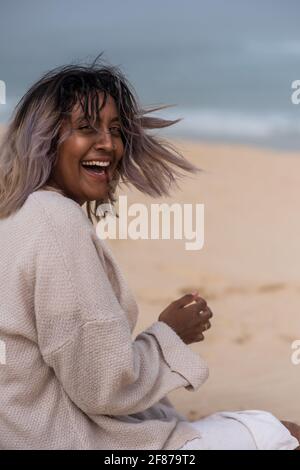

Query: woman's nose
[93,129,114,151]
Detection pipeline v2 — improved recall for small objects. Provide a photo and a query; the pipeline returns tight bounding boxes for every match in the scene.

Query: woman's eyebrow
[75,115,120,124]
[110,116,121,123]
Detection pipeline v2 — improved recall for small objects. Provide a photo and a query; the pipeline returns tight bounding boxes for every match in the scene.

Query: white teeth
[81,161,110,167]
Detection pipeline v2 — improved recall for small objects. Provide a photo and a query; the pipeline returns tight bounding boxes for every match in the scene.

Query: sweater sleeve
[33,199,209,416]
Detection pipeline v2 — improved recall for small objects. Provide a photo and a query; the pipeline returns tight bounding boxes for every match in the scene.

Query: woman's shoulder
[27,189,90,226]
[20,188,94,244]
[28,187,81,209]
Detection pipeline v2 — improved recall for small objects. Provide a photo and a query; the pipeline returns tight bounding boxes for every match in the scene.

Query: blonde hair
[0,54,201,223]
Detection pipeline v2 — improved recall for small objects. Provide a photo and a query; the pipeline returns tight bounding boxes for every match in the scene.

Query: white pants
[178,410,299,450]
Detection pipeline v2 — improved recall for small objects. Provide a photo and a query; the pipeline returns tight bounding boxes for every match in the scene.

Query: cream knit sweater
[0,189,209,450]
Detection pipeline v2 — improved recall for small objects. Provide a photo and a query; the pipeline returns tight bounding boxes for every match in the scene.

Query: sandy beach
[104,139,300,423]
[1,126,299,423]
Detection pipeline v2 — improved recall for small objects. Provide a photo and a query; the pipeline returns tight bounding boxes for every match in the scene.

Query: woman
[0,56,299,450]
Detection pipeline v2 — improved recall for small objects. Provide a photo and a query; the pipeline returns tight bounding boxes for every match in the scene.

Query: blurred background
[1,0,300,424]
[1,0,300,149]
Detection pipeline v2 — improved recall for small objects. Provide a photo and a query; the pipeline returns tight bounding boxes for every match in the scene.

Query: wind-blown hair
[0,54,201,223]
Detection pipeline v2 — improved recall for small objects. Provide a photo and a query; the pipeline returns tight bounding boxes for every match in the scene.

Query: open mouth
[81,160,111,182]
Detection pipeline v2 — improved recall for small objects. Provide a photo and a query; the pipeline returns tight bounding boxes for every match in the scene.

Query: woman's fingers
[182,296,207,312]
[184,303,212,320]
[195,305,213,335]
[171,294,213,341]
[172,294,198,309]
[194,296,213,315]
[201,306,213,320]
[196,333,205,342]
[202,321,211,331]
[173,293,209,313]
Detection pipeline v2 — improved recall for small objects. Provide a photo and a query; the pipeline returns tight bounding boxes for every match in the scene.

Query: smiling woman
[0,55,299,451]
[0,54,200,223]
[46,93,125,206]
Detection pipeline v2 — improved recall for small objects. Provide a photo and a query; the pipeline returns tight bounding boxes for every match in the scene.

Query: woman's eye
[110,127,122,136]
[76,125,122,136]
[78,125,93,131]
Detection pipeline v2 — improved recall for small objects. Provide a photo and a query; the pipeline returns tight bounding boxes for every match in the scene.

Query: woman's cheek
[77,137,94,157]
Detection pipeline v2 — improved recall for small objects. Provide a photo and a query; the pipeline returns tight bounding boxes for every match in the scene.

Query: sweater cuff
[144,321,209,391]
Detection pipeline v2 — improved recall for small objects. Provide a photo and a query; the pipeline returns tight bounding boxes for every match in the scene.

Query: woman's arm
[33,196,209,416]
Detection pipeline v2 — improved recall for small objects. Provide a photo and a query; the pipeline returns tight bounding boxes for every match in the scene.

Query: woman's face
[49,93,124,205]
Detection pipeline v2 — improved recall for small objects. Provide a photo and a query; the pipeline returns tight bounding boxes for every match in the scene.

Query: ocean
[0,0,299,150]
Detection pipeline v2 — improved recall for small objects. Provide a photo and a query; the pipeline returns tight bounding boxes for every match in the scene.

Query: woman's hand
[158,292,213,345]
